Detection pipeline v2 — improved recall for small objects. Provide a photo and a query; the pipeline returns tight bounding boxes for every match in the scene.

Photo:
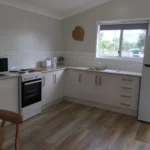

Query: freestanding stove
[18,70,42,121]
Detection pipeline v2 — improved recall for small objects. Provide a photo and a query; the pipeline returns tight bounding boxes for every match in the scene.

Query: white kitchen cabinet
[65,69,140,111]
[80,71,120,106]
[52,70,65,101]
[79,71,103,102]
[42,72,53,105]
[116,75,141,110]
[42,70,65,105]
[65,69,85,99]
[93,73,120,106]
[65,70,119,105]
[0,78,19,113]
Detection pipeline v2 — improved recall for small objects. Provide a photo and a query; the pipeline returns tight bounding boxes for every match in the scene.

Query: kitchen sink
[87,67,104,71]
[87,68,119,73]
[102,69,120,73]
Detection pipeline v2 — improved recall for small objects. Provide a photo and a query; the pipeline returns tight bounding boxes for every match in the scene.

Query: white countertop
[0,73,19,80]
[42,66,142,77]
[0,66,142,80]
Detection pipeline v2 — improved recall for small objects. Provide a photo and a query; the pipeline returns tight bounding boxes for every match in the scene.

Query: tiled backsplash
[2,50,64,69]
[3,50,143,72]
[63,51,143,73]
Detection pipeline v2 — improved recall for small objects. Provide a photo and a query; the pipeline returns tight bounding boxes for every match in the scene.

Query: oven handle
[25,80,42,86]
[24,94,37,99]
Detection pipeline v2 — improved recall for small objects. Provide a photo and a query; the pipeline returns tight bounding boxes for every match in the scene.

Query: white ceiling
[0,0,113,19]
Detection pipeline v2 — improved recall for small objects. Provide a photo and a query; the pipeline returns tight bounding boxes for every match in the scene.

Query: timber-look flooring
[3,101,150,150]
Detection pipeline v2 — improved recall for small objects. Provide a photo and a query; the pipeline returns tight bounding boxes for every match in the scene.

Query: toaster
[42,60,52,68]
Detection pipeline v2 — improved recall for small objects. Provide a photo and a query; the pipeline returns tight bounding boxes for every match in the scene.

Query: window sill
[96,56,143,62]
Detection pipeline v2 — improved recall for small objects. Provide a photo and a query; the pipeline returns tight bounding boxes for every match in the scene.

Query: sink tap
[97,62,107,70]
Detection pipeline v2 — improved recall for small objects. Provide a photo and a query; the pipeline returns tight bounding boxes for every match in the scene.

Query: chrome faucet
[97,62,107,70]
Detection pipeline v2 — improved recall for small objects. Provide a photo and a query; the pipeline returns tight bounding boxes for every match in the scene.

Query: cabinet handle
[121,87,132,90]
[122,79,133,82]
[120,103,131,107]
[95,76,98,85]
[53,74,55,84]
[79,74,82,83]
[120,95,132,99]
[55,74,57,83]
[99,76,102,86]
[42,76,45,86]
[53,74,56,84]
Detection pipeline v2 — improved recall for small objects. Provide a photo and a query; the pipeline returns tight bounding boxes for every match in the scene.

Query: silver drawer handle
[55,74,57,83]
[99,76,102,86]
[122,79,133,82]
[121,87,132,90]
[53,74,56,84]
[95,76,98,85]
[120,95,132,98]
[42,77,45,86]
[120,103,131,107]
[79,74,82,83]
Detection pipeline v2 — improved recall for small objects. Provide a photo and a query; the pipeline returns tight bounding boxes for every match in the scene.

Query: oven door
[22,79,42,108]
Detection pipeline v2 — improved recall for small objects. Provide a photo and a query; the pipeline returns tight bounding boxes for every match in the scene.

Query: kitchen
[0,0,150,149]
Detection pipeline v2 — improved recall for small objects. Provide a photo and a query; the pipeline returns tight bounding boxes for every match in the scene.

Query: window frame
[96,20,149,60]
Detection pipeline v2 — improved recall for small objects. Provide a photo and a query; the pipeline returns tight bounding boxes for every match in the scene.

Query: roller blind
[100,23,149,30]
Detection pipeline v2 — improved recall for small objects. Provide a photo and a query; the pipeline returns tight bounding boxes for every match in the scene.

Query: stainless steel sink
[102,69,120,73]
[87,68,119,73]
[87,67,105,71]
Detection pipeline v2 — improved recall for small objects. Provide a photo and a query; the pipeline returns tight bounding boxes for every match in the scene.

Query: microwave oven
[0,58,8,73]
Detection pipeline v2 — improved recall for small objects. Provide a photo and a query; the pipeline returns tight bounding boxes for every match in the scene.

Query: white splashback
[3,50,63,69]
[5,50,143,72]
[63,51,143,73]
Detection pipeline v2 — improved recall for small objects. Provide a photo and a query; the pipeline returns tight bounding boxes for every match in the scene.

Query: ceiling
[0,0,113,19]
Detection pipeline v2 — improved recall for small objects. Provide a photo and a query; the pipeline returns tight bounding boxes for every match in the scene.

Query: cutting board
[31,68,48,72]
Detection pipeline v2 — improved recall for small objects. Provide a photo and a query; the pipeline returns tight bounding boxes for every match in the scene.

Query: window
[96,21,148,59]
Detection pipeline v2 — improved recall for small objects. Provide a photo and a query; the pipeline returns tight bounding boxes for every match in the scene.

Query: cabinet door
[0,78,19,113]
[42,70,65,105]
[82,72,118,105]
[65,70,84,99]
[42,72,53,105]
[97,73,120,106]
[52,70,65,100]
[81,71,102,102]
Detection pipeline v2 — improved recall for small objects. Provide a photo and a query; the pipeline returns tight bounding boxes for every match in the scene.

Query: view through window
[96,22,148,59]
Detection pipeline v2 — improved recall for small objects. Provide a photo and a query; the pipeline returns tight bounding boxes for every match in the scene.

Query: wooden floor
[3,101,150,150]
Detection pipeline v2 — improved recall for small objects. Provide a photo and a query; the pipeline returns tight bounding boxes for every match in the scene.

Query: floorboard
[3,101,150,150]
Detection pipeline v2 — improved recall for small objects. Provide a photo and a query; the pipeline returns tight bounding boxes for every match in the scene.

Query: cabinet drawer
[120,92,139,101]
[120,84,140,93]
[119,102,138,110]
[119,93,139,110]
[120,76,140,85]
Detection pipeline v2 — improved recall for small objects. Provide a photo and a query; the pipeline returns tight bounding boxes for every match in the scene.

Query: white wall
[62,0,150,72]
[0,4,62,68]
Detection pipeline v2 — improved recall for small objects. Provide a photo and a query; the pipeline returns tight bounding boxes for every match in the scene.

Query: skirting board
[42,97,65,110]
[64,96,137,116]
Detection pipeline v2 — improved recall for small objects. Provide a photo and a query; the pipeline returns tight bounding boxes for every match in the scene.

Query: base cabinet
[65,69,140,111]
[0,78,19,113]
[42,69,140,112]
[65,70,85,100]
[42,70,65,105]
